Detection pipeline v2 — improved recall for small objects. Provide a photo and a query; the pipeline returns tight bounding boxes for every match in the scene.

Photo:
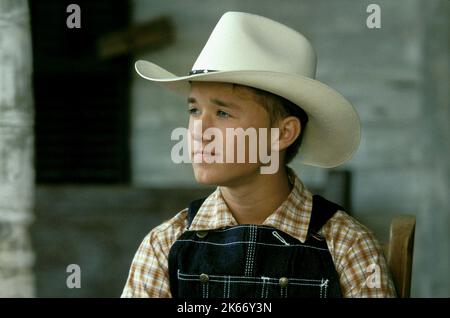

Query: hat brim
[135,60,361,168]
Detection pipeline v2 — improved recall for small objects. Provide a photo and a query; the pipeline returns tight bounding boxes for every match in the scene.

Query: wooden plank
[384,215,416,298]
[97,15,175,59]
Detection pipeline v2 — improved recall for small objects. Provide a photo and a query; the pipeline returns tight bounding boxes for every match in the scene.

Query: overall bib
[168,195,343,298]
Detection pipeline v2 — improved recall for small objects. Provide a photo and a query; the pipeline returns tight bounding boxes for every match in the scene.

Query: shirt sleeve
[338,232,397,297]
[121,229,172,298]
[323,212,397,298]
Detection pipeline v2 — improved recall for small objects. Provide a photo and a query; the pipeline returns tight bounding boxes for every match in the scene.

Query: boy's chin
[192,163,262,186]
[192,165,230,186]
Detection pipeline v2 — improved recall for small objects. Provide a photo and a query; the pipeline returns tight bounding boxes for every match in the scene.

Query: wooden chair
[383,215,416,298]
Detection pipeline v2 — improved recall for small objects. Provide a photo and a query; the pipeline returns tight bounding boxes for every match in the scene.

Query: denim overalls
[168,195,343,298]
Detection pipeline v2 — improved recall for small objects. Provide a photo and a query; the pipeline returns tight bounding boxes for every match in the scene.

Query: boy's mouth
[193,149,216,155]
[192,149,219,162]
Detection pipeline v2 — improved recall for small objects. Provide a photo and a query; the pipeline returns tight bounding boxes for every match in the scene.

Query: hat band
[189,69,218,75]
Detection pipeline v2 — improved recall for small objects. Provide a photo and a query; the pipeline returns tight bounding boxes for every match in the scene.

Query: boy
[122,11,396,298]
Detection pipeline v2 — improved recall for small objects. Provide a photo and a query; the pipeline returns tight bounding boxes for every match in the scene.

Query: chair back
[383,215,416,298]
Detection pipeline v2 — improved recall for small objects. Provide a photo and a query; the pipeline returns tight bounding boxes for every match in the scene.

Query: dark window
[31,0,131,183]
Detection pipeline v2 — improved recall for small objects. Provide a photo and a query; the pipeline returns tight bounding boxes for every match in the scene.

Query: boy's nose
[190,116,215,142]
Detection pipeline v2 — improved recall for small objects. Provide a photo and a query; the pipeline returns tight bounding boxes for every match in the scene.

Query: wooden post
[0,0,35,297]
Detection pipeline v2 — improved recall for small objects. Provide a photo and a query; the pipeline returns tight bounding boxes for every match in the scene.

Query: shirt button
[196,231,208,239]
[279,277,289,287]
[199,273,209,284]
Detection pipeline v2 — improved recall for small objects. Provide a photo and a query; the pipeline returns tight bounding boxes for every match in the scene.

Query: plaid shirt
[121,169,396,298]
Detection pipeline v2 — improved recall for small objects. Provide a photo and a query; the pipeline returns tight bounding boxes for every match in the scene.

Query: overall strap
[187,197,207,228]
[308,195,344,236]
[169,197,206,296]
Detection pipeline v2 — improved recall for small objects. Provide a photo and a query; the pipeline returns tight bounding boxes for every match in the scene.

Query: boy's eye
[217,110,230,118]
[188,107,200,116]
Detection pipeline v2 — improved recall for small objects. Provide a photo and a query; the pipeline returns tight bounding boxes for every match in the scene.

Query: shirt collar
[188,167,313,243]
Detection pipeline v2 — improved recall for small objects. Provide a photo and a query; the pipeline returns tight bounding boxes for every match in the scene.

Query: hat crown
[192,12,317,78]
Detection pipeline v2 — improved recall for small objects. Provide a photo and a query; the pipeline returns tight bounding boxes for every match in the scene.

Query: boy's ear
[277,116,301,151]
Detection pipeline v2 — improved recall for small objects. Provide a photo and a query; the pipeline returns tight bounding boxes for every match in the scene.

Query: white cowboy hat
[135,11,361,168]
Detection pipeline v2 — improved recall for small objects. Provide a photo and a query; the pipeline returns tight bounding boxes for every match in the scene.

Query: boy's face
[188,81,276,186]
